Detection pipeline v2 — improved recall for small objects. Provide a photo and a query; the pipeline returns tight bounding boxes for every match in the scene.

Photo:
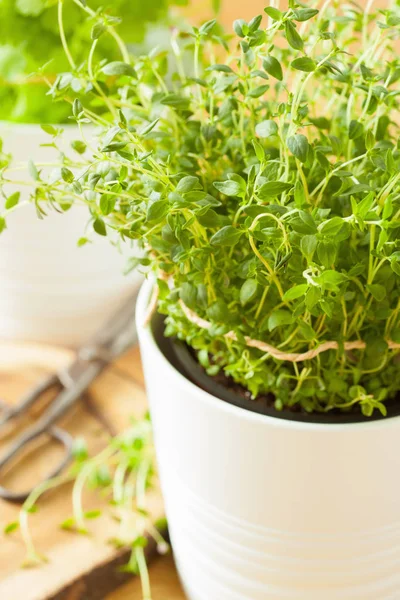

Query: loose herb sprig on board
[4,416,165,600]
[2,0,400,416]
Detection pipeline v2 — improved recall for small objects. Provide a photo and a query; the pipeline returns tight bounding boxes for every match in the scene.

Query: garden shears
[0,292,139,504]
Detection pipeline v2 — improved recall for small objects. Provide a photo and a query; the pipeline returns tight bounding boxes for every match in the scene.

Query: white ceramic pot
[0,123,142,346]
[136,279,400,600]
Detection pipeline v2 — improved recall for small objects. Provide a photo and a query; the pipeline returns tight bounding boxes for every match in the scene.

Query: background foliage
[0,0,188,123]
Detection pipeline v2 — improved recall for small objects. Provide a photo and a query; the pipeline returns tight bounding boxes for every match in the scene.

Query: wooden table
[108,555,185,599]
[0,342,186,599]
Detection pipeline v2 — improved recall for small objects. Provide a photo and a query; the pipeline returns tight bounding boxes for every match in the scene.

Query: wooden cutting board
[0,342,184,600]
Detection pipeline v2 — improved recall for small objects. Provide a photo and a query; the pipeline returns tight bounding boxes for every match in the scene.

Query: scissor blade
[61,290,139,386]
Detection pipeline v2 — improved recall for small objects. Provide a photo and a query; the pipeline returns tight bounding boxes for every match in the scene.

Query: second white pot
[0,123,142,346]
[136,279,400,600]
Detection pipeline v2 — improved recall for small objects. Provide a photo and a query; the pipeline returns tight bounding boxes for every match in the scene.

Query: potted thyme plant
[3,1,400,596]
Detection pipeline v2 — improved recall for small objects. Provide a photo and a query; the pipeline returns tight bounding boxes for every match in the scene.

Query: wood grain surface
[108,555,185,600]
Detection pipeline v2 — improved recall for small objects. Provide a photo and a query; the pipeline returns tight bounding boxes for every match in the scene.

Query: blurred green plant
[0,0,188,123]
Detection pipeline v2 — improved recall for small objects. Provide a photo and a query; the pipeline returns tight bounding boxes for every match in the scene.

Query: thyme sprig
[4,417,165,600]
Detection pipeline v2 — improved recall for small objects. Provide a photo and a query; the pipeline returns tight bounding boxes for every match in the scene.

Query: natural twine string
[144,282,400,363]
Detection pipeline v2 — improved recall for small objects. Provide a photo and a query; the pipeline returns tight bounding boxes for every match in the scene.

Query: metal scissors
[0,291,139,503]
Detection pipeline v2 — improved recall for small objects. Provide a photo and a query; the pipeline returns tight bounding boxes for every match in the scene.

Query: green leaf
[282,283,308,301]
[305,286,321,310]
[91,22,107,40]
[61,167,74,183]
[207,64,234,73]
[73,99,83,118]
[341,184,371,196]
[316,151,330,172]
[40,124,57,136]
[293,8,319,21]
[93,218,107,236]
[180,282,197,308]
[177,176,200,193]
[258,181,292,198]
[5,191,20,210]
[197,208,221,228]
[102,62,136,77]
[319,270,346,286]
[233,19,247,37]
[268,309,293,331]
[255,119,278,138]
[199,19,217,35]
[102,142,128,153]
[367,284,386,302]
[320,300,333,318]
[285,21,304,51]
[349,120,364,140]
[248,84,269,98]
[318,216,345,237]
[382,196,393,220]
[365,129,375,151]
[287,134,309,163]
[60,518,76,531]
[356,191,375,218]
[300,234,317,258]
[249,14,263,31]
[391,261,400,276]
[294,181,306,208]
[146,199,169,222]
[140,119,160,136]
[377,229,388,252]
[290,214,317,235]
[100,194,115,216]
[262,55,283,81]
[291,57,316,72]
[71,140,87,154]
[317,240,337,267]
[210,226,243,246]
[161,94,190,109]
[298,321,316,340]
[252,139,265,162]
[214,180,244,197]
[84,510,102,520]
[240,279,258,305]
[264,6,283,20]
[4,521,19,535]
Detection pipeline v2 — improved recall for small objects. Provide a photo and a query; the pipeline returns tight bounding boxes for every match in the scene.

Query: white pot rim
[137,278,400,433]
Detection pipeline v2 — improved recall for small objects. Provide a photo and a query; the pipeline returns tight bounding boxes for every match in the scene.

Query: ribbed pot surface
[136,280,400,600]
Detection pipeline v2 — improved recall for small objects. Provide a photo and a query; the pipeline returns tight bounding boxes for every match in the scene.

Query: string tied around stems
[144,282,400,364]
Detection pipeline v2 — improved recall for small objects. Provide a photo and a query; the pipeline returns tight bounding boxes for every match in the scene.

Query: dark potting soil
[152,313,400,425]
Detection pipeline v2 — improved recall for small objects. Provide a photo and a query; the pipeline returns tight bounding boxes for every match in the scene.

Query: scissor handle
[0,425,73,504]
[0,373,60,429]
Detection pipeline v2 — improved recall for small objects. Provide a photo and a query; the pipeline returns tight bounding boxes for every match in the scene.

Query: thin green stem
[58,0,76,70]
